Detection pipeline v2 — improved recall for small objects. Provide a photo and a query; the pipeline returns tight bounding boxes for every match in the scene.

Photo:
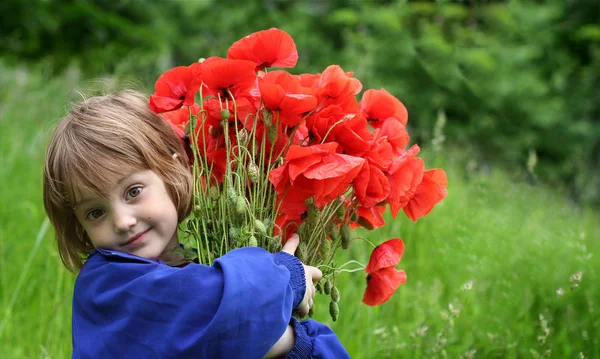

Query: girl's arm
[263,324,295,359]
[263,317,352,359]
[72,246,305,358]
[286,317,351,359]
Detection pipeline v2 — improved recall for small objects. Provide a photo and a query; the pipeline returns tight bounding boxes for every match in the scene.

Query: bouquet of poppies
[148,28,447,318]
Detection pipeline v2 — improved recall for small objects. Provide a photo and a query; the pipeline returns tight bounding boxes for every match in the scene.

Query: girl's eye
[86,209,105,220]
[126,186,142,200]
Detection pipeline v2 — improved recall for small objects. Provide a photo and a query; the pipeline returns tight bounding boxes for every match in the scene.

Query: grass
[1,64,598,358]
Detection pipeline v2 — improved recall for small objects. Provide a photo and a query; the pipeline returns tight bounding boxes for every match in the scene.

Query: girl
[43,90,350,359]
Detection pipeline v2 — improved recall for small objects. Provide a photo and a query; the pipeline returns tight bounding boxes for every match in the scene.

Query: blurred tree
[1,0,597,205]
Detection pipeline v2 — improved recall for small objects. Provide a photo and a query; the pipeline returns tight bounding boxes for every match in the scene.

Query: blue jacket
[72,247,350,359]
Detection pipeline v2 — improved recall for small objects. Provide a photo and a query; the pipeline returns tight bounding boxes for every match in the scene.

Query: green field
[1,65,598,358]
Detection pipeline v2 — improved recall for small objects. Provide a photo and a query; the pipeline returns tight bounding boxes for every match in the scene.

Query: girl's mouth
[124,229,150,246]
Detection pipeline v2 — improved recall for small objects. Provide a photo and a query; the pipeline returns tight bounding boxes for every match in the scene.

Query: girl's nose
[112,208,137,232]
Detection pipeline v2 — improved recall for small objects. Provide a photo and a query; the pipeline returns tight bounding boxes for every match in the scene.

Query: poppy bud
[267,125,278,143]
[248,163,260,183]
[248,235,258,247]
[208,186,220,200]
[194,205,202,215]
[262,108,273,126]
[324,280,333,295]
[236,196,247,215]
[238,129,250,145]
[306,202,318,226]
[254,219,266,235]
[269,238,282,253]
[326,222,340,242]
[349,210,359,222]
[336,205,346,221]
[227,186,237,205]
[315,281,323,294]
[297,242,308,263]
[209,125,222,138]
[341,223,352,250]
[329,301,339,322]
[331,286,340,303]
[184,121,192,135]
[319,237,331,261]
[221,109,230,122]
[229,227,240,240]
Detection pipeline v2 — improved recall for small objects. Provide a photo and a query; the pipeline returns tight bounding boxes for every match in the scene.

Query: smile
[123,228,150,246]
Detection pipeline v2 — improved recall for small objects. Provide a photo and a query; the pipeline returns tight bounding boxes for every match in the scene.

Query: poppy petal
[355,205,386,230]
[258,80,286,110]
[360,88,408,127]
[365,238,405,274]
[149,95,184,114]
[149,65,202,113]
[354,163,390,208]
[227,28,298,71]
[362,268,407,306]
[380,120,410,156]
[285,143,338,161]
[201,59,257,97]
[404,169,448,222]
[303,154,364,180]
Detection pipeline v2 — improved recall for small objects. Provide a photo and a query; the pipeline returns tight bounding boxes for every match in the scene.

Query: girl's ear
[172,153,179,160]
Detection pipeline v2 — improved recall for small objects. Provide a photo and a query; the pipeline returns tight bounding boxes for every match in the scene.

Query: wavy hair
[43,90,192,272]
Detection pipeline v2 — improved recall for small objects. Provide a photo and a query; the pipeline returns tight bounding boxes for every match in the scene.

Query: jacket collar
[88,248,166,265]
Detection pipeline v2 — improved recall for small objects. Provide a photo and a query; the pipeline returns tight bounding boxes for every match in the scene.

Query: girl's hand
[281,233,323,317]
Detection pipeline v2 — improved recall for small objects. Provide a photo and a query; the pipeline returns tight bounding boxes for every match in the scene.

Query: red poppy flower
[365,238,404,273]
[360,88,408,127]
[258,71,317,126]
[404,168,448,222]
[161,104,201,165]
[314,66,362,114]
[359,129,393,170]
[274,197,307,241]
[386,145,424,218]
[296,73,321,89]
[201,58,257,99]
[380,120,410,156]
[362,267,407,306]
[318,65,362,99]
[354,162,390,208]
[149,63,203,114]
[354,205,386,230]
[227,28,298,71]
[203,96,256,127]
[305,105,341,143]
[330,113,373,154]
[187,116,231,183]
[363,238,407,306]
[269,143,365,207]
[162,103,201,131]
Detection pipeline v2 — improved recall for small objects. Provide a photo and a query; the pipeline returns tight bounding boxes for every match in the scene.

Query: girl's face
[73,170,179,261]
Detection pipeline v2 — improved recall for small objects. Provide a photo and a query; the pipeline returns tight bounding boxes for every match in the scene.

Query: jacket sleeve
[72,247,305,359]
[285,317,351,359]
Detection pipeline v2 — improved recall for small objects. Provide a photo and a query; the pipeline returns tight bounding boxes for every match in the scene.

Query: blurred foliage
[1,0,599,205]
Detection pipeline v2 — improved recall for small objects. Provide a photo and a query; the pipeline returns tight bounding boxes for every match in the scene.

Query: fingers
[298,285,315,318]
[306,265,323,282]
[297,304,309,318]
[281,233,299,255]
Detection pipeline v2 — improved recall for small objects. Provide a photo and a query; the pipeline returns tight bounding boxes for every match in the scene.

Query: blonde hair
[43,90,193,272]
